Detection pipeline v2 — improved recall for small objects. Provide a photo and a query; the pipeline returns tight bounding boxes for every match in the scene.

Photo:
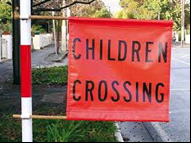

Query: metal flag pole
[20,0,33,142]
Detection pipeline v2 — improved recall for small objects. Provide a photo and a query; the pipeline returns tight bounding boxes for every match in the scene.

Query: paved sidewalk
[32,45,68,68]
[173,42,190,48]
[0,60,12,84]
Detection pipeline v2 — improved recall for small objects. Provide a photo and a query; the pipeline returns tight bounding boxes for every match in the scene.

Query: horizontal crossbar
[14,15,69,20]
[13,114,67,120]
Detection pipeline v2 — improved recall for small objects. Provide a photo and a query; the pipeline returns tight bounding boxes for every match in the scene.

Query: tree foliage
[0,0,12,32]
[118,0,190,31]
[0,0,110,33]
[71,0,111,18]
[32,0,111,19]
[93,8,112,18]
[118,0,155,19]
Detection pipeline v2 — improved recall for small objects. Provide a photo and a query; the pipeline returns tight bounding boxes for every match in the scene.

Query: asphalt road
[145,47,190,142]
[120,47,190,142]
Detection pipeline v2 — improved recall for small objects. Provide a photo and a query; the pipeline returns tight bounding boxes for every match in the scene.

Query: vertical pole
[158,0,161,20]
[20,0,33,142]
[12,0,21,84]
[181,0,185,48]
[52,12,57,55]
[66,8,70,51]
[56,21,60,54]
[61,0,67,52]
[0,34,2,62]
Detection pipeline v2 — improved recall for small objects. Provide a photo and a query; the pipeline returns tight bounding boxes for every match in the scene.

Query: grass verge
[0,116,117,142]
[32,66,68,85]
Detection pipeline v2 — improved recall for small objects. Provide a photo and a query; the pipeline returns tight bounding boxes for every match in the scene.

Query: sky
[102,0,122,14]
[186,0,190,4]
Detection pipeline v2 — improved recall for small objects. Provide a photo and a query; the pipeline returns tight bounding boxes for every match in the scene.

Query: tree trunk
[56,21,60,54]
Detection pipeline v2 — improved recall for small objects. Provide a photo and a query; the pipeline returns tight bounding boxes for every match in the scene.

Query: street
[120,47,190,142]
[155,47,190,142]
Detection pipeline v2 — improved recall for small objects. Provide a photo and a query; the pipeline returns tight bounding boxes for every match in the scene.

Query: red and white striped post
[20,0,33,142]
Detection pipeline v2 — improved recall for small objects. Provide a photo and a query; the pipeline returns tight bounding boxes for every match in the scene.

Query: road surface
[120,47,190,142]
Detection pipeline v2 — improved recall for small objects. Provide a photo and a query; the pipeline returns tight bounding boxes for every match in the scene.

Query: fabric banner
[67,17,173,122]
